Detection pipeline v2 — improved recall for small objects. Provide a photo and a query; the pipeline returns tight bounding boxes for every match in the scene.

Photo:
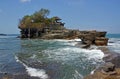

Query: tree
[19,8,64,29]
[32,8,50,23]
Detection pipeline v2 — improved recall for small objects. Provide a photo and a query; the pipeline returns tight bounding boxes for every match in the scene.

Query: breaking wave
[15,56,49,79]
[44,47,104,62]
[108,38,120,53]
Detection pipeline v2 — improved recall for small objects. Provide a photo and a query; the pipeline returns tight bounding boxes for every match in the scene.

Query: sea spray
[15,56,49,79]
[108,38,120,53]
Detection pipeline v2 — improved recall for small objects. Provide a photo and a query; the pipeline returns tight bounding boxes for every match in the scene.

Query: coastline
[0,38,118,79]
[98,46,120,68]
[84,46,120,79]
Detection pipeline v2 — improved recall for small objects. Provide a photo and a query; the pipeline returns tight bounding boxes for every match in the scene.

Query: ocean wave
[52,39,81,42]
[15,56,49,79]
[43,39,81,46]
[108,38,120,53]
[73,70,83,79]
[44,47,104,63]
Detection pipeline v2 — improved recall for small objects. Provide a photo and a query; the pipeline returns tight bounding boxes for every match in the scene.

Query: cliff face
[79,30,108,46]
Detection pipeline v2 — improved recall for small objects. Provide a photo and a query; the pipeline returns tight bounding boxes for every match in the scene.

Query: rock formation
[84,62,120,79]
[18,8,109,46]
[95,37,109,46]
[79,30,108,47]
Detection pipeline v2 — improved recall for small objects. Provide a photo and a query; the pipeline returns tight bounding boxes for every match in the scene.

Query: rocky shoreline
[1,46,120,79]
[84,47,120,79]
[0,33,113,79]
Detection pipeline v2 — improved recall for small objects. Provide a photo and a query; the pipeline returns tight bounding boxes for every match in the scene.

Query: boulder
[84,62,119,79]
[95,37,109,46]
[81,34,95,44]
[79,31,108,47]
[102,62,115,72]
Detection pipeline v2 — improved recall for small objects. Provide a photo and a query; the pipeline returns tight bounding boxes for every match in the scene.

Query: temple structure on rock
[19,16,65,38]
[18,8,109,47]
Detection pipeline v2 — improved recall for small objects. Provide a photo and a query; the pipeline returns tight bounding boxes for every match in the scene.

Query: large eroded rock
[95,37,109,46]
[84,63,120,79]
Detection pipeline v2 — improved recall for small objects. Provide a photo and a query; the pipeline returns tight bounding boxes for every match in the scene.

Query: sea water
[0,34,119,79]
[107,34,120,53]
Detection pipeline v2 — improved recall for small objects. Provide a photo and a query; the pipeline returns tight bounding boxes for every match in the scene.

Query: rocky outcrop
[20,28,109,47]
[95,37,109,46]
[84,69,120,79]
[84,47,120,79]
[19,24,108,46]
[18,9,109,46]
[80,30,108,47]
[84,62,120,79]
[102,62,116,73]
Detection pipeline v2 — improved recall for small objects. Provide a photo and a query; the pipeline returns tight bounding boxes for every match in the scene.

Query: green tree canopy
[19,8,63,29]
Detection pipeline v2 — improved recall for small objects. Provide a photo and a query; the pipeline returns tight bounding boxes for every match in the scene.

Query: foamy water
[15,56,49,79]
[14,39,105,79]
[108,38,120,53]
[0,36,105,79]
[44,47,104,62]
[0,34,120,79]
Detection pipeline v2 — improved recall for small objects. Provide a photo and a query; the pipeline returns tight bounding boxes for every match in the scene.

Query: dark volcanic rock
[102,62,115,72]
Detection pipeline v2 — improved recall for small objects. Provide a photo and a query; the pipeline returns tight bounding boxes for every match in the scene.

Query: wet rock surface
[84,47,120,79]
[84,68,120,79]
[102,62,115,72]
[95,37,109,46]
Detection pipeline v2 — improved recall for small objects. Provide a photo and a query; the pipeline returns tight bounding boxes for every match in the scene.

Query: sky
[0,0,120,34]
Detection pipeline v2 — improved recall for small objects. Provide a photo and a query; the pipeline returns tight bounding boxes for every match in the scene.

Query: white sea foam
[53,39,73,42]
[52,39,82,42]
[15,56,49,79]
[44,46,104,63]
[48,39,80,46]
[90,69,95,75]
[73,39,82,42]
[64,42,78,46]
[30,54,36,59]
[73,70,83,79]
[108,38,120,53]
[25,67,48,79]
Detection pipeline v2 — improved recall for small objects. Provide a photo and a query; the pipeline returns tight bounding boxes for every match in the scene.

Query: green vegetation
[19,8,62,29]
